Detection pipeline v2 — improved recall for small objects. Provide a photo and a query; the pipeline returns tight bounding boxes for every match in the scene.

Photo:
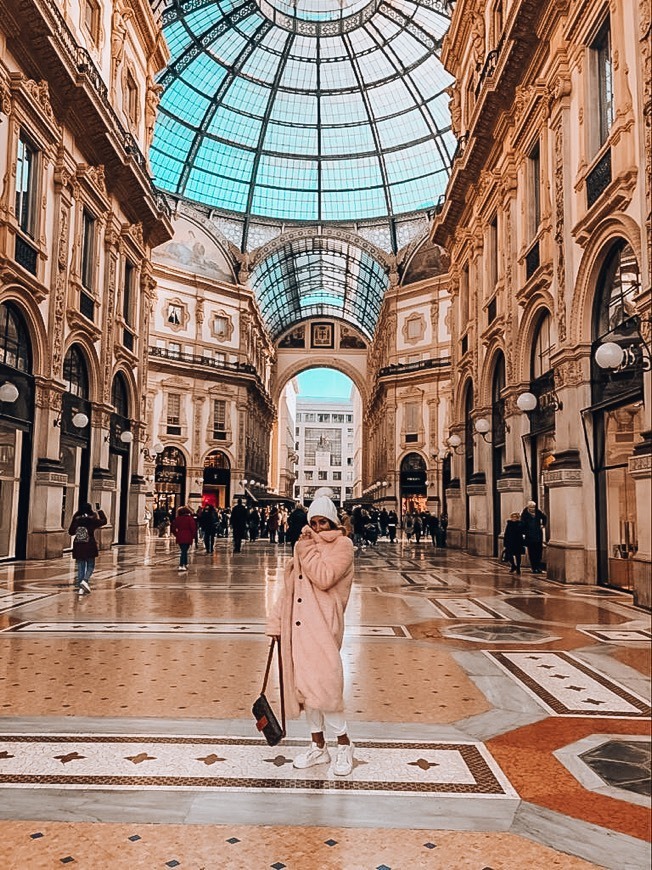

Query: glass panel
[0,426,21,559]
[152,0,454,223]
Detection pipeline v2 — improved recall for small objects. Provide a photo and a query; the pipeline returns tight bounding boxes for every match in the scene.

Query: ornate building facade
[0,0,172,558]
[364,239,453,515]
[432,0,651,605]
[147,207,275,512]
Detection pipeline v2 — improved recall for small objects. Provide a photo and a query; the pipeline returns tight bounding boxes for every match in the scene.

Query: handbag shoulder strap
[260,637,286,734]
[261,637,275,694]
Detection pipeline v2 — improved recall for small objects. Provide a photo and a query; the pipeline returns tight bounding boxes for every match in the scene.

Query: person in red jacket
[170,506,197,572]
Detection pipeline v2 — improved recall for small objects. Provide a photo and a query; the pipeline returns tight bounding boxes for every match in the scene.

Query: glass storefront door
[0,425,22,559]
[599,401,644,590]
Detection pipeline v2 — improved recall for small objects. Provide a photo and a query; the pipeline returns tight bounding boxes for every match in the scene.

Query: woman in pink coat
[170,506,197,572]
[266,492,355,775]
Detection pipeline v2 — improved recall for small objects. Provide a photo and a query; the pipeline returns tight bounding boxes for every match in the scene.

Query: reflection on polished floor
[0,537,649,869]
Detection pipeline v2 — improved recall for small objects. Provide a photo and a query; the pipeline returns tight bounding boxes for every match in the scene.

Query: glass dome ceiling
[152,0,455,229]
[250,236,389,339]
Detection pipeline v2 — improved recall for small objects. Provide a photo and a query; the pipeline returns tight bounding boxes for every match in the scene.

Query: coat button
[297,598,302,603]
[295,620,301,626]
[298,574,303,579]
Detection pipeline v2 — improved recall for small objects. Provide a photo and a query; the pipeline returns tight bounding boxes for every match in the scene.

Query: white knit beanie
[307,495,339,525]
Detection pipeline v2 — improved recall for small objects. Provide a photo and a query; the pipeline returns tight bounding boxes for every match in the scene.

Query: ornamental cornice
[628,453,652,479]
[544,468,583,487]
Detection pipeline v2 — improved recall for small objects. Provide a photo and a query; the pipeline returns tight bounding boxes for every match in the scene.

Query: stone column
[28,379,68,558]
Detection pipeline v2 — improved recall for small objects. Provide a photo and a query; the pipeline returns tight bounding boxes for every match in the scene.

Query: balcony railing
[378,356,451,377]
[586,148,612,208]
[37,0,171,219]
[525,239,540,280]
[14,235,38,274]
[149,346,271,399]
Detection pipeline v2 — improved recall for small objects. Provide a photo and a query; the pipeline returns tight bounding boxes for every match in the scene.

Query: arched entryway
[590,241,644,591]
[0,302,34,559]
[203,450,230,508]
[110,373,132,544]
[60,345,92,532]
[400,452,427,515]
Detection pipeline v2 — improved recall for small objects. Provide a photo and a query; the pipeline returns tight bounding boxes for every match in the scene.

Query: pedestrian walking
[230,497,249,553]
[520,501,547,573]
[170,506,197,571]
[503,511,526,575]
[68,502,107,595]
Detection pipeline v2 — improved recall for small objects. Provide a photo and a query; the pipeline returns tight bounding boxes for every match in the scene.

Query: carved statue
[111,3,133,81]
[145,75,163,148]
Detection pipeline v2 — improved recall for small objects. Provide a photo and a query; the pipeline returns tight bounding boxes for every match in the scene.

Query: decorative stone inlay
[554,733,651,810]
[580,739,651,797]
[486,651,651,717]
[441,624,557,644]
[0,735,516,797]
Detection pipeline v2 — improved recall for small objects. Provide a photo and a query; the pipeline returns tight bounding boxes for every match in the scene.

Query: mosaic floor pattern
[0,537,649,870]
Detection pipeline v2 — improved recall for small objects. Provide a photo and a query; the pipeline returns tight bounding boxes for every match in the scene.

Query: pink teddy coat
[266,528,354,718]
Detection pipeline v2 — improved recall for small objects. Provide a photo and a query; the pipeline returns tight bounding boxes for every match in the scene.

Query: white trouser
[305,705,348,738]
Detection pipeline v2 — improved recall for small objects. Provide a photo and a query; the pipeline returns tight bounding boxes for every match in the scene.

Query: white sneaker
[333,742,355,776]
[178,566,185,572]
[292,742,331,769]
[80,579,91,594]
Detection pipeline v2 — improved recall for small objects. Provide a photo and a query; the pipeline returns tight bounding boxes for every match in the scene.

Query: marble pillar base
[631,557,651,609]
[26,530,67,560]
[466,531,493,557]
[545,542,595,585]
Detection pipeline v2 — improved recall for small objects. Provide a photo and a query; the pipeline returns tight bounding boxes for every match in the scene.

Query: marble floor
[0,536,649,869]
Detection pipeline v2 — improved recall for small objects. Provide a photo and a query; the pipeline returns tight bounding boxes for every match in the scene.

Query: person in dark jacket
[387,510,398,542]
[520,501,547,573]
[286,503,308,550]
[68,502,107,595]
[170,506,197,571]
[503,511,526,575]
[198,504,219,554]
[230,497,249,553]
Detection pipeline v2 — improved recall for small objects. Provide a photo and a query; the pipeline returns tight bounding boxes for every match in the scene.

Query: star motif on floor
[54,752,85,764]
[196,754,225,765]
[125,752,157,764]
[408,758,440,770]
[263,755,293,767]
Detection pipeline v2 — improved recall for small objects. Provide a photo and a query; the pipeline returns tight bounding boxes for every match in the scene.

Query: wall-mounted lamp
[474,417,492,443]
[54,411,89,428]
[594,341,625,369]
[516,388,562,412]
[120,430,134,444]
[0,382,19,403]
[142,441,164,461]
[516,391,538,412]
[446,433,463,454]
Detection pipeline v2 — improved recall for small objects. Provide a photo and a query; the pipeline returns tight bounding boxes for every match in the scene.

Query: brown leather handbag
[252,637,286,746]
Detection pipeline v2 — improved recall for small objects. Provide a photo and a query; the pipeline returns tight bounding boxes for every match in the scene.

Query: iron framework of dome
[152,0,455,242]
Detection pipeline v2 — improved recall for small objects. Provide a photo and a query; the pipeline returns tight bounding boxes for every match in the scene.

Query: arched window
[491,353,506,446]
[593,241,639,339]
[0,302,31,373]
[400,452,426,473]
[531,311,553,379]
[63,346,89,398]
[112,373,129,418]
[204,450,230,469]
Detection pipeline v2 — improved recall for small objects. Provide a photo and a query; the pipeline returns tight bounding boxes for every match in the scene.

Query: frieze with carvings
[628,453,652,478]
[544,468,583,487]
[9,75,60,138]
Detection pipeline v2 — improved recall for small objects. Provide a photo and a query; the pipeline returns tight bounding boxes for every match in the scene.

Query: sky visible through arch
[296,368,355,400]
